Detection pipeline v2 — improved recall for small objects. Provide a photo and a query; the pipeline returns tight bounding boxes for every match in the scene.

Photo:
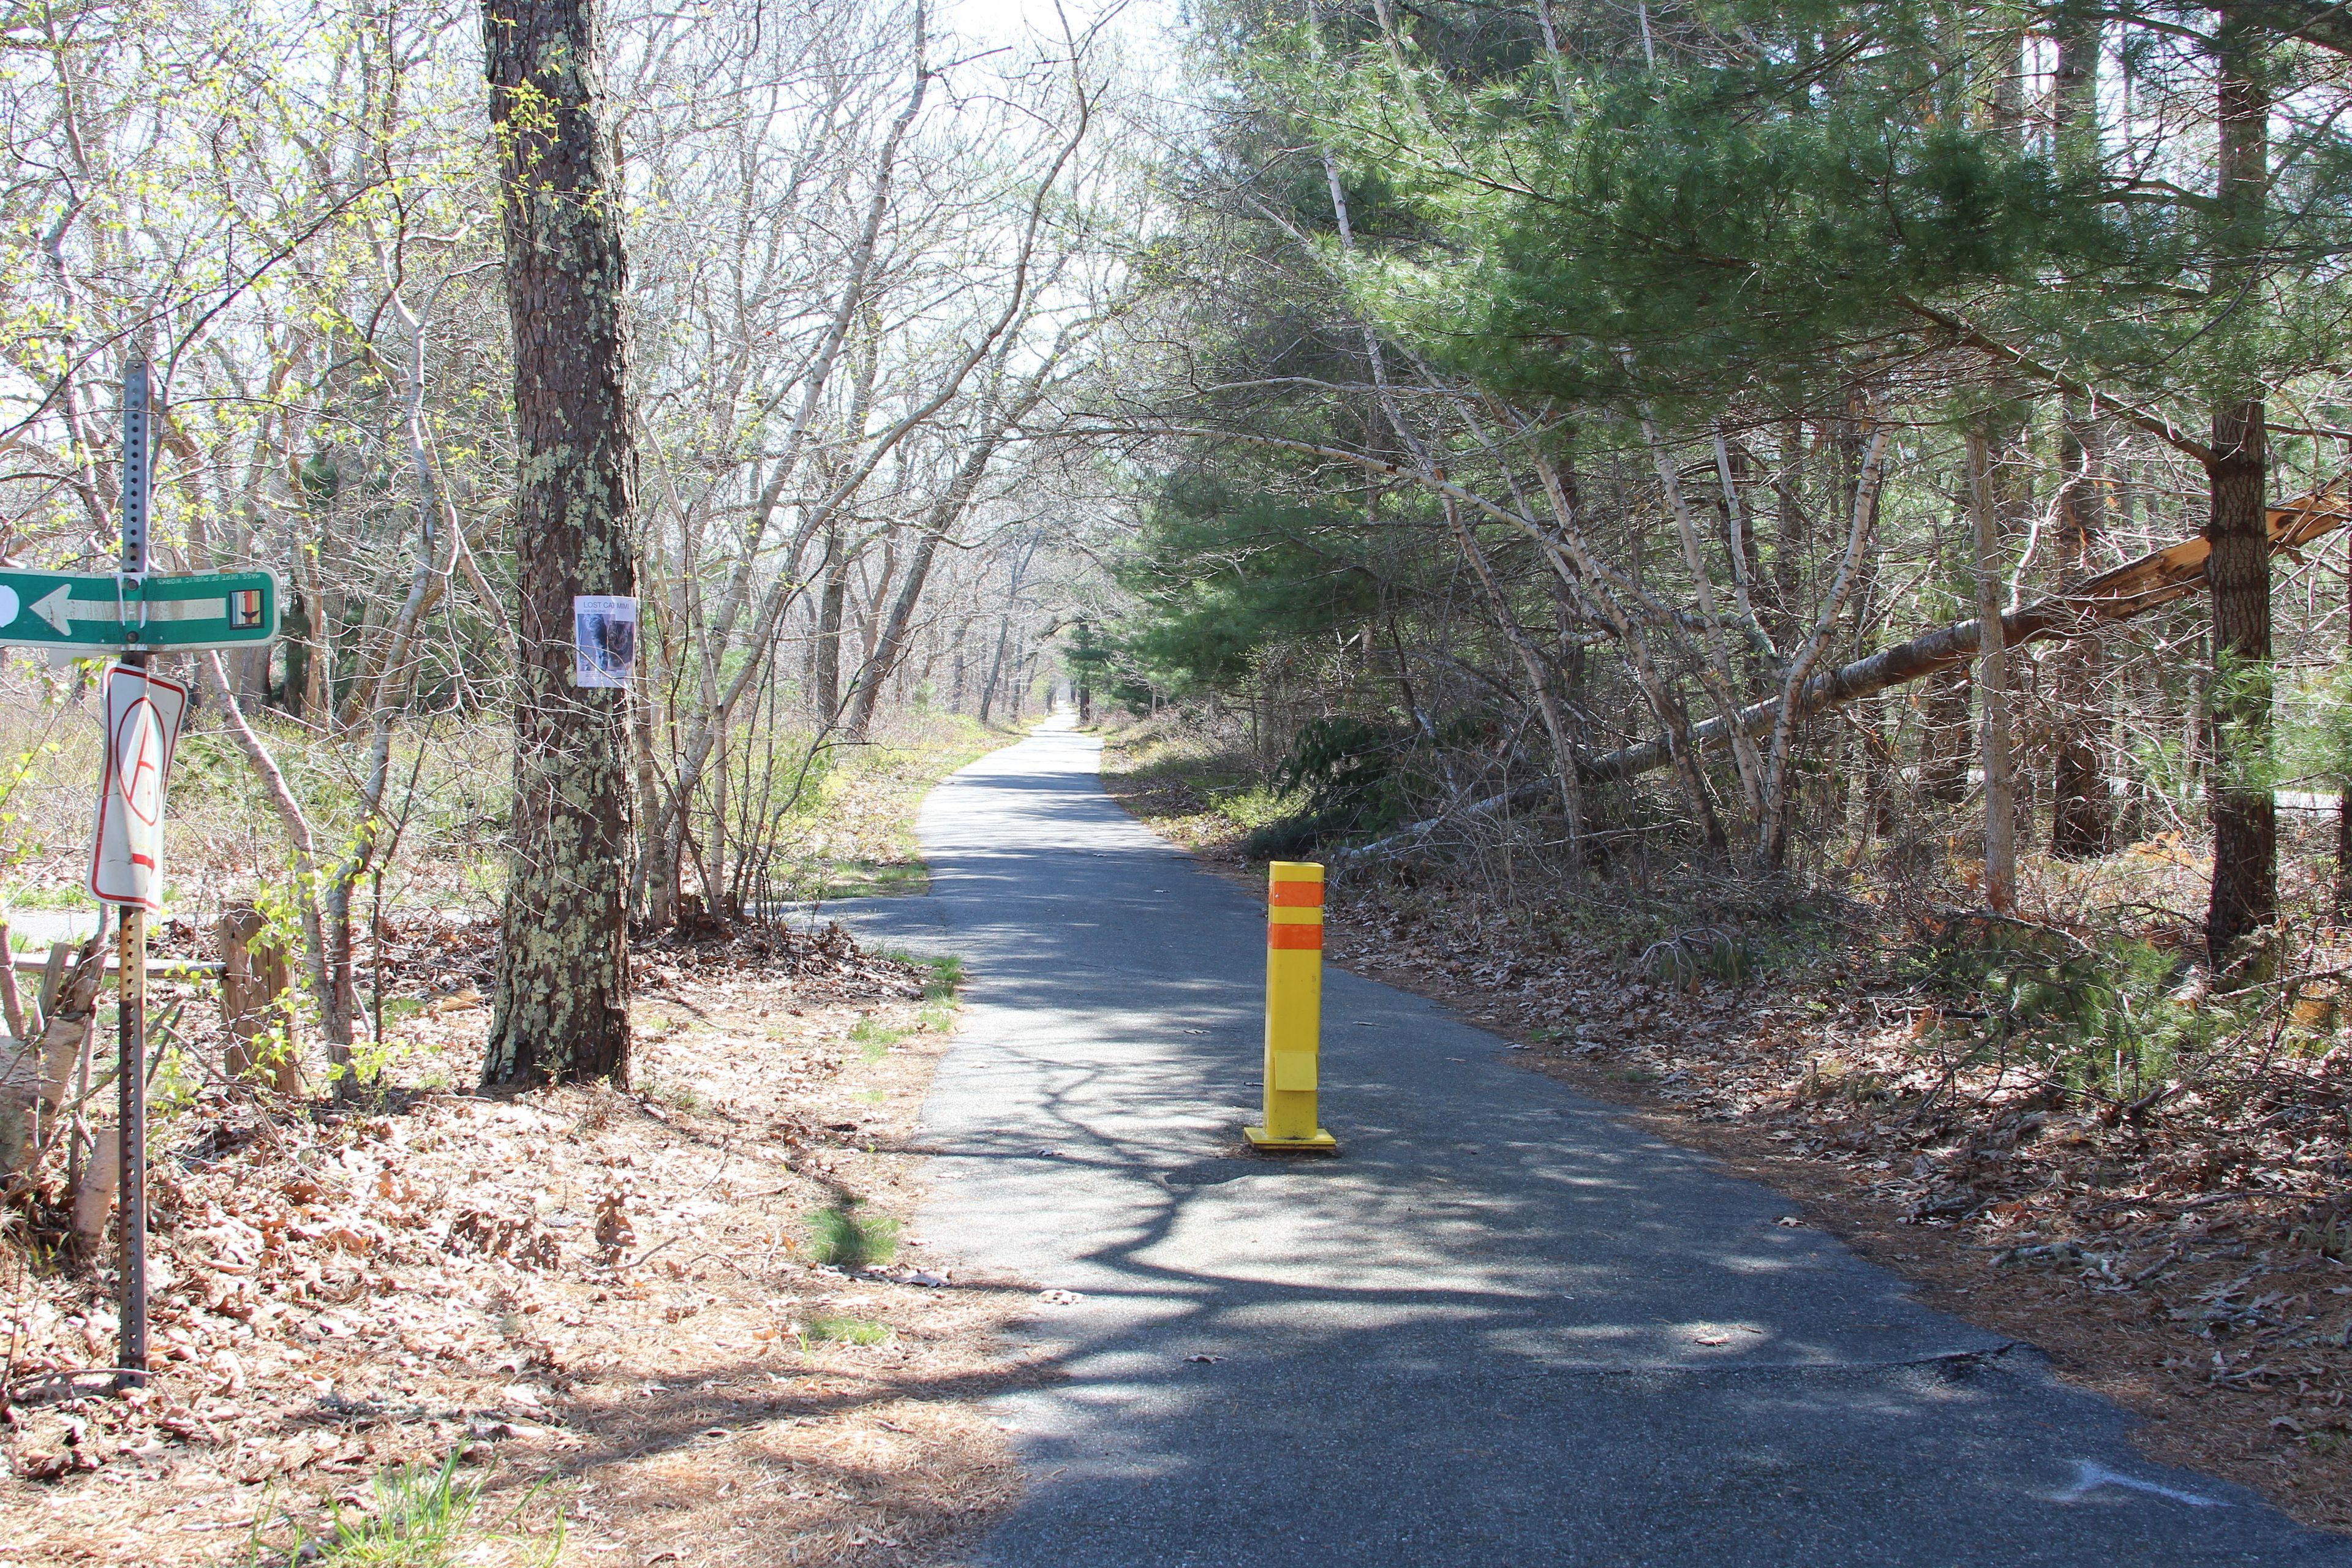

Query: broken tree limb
[1336,483,2350,866]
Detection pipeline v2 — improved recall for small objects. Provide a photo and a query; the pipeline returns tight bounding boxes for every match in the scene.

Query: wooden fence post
[72,1125,118,1254]
[0,1046,34,1179]
[218,904,297,1093]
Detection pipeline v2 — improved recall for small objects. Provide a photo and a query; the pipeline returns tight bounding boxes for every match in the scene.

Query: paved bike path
[835,720,2347,1567]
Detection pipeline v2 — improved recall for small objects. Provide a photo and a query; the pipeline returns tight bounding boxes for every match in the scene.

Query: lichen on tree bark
[480,0,637,1085]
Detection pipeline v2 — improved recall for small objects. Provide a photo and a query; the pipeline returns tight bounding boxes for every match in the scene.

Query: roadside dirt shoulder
[2,921,1043,1567]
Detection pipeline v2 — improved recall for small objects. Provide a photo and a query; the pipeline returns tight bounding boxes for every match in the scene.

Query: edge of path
[1092,735,2352,1540]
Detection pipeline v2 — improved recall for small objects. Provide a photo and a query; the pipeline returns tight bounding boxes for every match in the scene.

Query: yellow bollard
[1245,861,1338,1153]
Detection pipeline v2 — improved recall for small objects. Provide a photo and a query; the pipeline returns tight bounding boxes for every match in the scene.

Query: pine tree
[480,0,639,1085]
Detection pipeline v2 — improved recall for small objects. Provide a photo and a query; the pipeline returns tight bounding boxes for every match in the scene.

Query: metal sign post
[115,360,151,1392]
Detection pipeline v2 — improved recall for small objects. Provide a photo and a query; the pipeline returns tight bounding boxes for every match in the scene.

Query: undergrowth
[258,1452,562,1568]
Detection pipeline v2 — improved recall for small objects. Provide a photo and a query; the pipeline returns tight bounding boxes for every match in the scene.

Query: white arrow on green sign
[0,569,278,652]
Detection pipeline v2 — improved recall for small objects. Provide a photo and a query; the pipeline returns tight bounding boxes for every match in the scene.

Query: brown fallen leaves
[1,915,1038,1567]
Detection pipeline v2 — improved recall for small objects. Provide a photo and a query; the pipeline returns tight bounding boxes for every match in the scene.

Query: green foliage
[1065,620,1114,680]
[0,726,66,883]
[802,1314,892,1347]
[1244,715,1415,856]
[804,1202,900,1270]
[2279,660,2352,790]
[1243,712,1494,856]
[1232,0,2352,420]
[1901,918,2245,1103]
[278,1450,556,1568]
[1422,74,2134,410]
[1114,476,1384,693]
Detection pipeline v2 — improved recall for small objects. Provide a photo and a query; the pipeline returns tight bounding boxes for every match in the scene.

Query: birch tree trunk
[1966,431,2017,913]
[480,0,638,1085]
[1956,441,2019,900]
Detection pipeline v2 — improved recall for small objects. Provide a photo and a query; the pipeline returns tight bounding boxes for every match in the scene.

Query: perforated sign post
[105,360,157,1391]
[70,365,274,1391]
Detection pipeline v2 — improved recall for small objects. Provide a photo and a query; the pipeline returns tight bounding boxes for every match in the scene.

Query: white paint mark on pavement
[2056,1460,2225,1509]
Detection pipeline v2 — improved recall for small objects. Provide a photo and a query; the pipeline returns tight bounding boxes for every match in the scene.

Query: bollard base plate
[1244,1125,1338,1154]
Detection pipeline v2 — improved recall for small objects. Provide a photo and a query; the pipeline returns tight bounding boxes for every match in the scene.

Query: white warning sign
[89,663,187,911]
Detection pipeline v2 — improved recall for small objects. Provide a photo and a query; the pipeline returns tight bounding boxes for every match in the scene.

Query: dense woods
[0,0,1120,1090]
[1,0,2346,1236]
[1104,0,2352,974]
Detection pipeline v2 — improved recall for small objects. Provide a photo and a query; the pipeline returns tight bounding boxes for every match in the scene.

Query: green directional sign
[0,568,278,652]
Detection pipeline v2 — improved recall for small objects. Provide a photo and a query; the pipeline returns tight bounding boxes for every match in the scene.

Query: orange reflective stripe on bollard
[1246,860,1338,1153]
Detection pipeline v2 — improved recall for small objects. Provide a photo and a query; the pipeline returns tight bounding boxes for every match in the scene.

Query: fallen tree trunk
[1339,483,2350,865]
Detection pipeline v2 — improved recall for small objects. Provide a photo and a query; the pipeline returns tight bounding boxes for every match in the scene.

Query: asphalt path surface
[829,718,2349,1567]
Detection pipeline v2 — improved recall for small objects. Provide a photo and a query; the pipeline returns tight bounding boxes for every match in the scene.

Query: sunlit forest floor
[0,918,1047,1567]
[1103,720,2352,1532]
[0,715,1041,1566]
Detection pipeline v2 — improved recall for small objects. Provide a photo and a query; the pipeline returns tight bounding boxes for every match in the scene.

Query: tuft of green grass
[267,1450,565,1567]
[292,1452,500,1567]
[805,1201,900,1270]
[920,954,965,999]
[642,1076,707,1115]
[803,1314,892,1346]
[1642,931,1755,987]
[850,1014,910,1060]
[809,858,930,900]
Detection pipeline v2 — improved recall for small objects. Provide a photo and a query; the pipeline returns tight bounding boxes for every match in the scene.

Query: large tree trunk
[812,526,846,720]
[1920,665,1972,807]
[480,0,638,1087]
[2205,10,2276,969]
[2049,403,2112,856]
[2341,554,2351,911]
[2206,402,2274,963]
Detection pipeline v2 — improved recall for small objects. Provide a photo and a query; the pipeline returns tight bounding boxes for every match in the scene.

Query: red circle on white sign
[114,698,164,827]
